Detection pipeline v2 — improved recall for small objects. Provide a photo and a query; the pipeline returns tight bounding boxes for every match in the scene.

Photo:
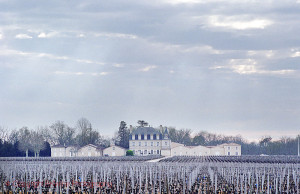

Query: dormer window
[147,134,150,140]
[135,134,138,140]
[153,134,157,140]
[141,134,144,140]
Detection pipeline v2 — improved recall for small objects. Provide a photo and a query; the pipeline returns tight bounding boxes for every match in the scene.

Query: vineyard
[0,155,299,193]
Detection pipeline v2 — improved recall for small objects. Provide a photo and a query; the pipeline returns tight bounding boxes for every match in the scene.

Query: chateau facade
[129,126,171,156]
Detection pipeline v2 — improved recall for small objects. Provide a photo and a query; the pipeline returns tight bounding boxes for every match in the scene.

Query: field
[0,155,299,193]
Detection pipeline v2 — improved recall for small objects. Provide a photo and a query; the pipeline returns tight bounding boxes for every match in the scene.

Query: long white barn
[170,142,241,156]
[51,144,127,157]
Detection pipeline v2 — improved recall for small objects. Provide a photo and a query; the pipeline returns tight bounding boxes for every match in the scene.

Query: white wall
[103,146,126,156]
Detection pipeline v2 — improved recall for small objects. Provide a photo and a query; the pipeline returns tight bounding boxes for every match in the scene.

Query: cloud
[212,59,296,75]
[0,48,105,66]
[207,15,273,30]
[0,33,3,40]
[54,71,108,76]
[95,32,137,39]
[139,65,157,72]
[37,32,58,38]
[113,63,125,68]
[162,0,203,4]
[77,34,85,38]
[15,34,32,39]
[291,51,300,58]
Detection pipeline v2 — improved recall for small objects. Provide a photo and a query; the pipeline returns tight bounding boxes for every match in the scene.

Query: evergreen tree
[117,121,130,148]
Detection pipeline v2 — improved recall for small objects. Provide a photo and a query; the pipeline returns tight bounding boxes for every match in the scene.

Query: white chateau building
[129,126,171,156]
[129,126,241,156]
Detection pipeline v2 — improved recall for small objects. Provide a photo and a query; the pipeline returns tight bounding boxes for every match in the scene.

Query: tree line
[0,119,299,156]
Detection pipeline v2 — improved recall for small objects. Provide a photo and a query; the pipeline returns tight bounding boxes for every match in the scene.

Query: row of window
[131,141,169,147]
[130,134,163,140]
[132,150,161,155]
[227,147,239,150]
[228,152,239,156]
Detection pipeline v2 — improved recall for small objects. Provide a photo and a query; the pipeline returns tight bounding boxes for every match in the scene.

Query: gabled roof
[103,145,127,151]
[80,144,104,150]
[171,142,184,148]
[219,143,241,147]
[131,127,162,135]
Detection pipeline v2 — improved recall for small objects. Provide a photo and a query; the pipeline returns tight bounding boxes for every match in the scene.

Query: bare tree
[38,126,56,146]
[30,131,46,157]
[8,129,19,144]
[50,121,75,146]
[260,136,272,147]
[18,127,31,157]
[0,126,8,142]
[76,118,92,146]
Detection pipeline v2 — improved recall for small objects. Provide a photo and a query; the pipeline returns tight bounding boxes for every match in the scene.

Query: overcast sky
[0,0,300,141]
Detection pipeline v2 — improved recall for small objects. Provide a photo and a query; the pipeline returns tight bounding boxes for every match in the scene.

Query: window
[135,134,138,140]
[147,134,150,140]
[139,142,141,146]
[144,150,147,154]
[157,142,159,146]
[130,135,132,140]
[236,147,238,150]
[159,134,163,140]
[145,142,147,146]
[113,147,115,150]
[132,142,135,146]
[228,147,230,150]
[235,152,238,155]
[153,134,157,140]
[151,142,153,146]
[228,152,230,155]
[151,150,153,154]
[165,141,168,146]
[157,150,160,155]
[141,134,144,140]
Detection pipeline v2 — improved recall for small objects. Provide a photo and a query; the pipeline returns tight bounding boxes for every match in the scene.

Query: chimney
[160,125,163,132]
[130,125,133,133]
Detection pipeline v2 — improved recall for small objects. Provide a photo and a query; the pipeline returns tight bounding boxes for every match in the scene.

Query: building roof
[171,142,184,148]
[51,144,66,148]
[219,143,241,147]
[131,127,162,135]
[80,144,104,150]
[103,145,127,151]
[163,128,169,139]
